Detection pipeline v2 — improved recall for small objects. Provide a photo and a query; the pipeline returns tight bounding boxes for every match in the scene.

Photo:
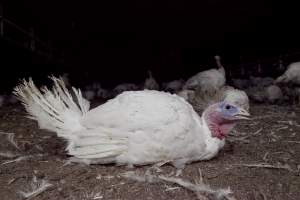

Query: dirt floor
[0,102,300,200]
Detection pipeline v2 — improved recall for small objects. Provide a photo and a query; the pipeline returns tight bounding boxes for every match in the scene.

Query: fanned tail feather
[13,76,90,138]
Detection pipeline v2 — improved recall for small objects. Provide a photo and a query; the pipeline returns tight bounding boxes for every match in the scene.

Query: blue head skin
[203,102,250,139]
[218,102,250,120]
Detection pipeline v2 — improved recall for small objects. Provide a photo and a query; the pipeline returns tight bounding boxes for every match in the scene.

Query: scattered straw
[1,156,31,165]
[262,152,269,162]
[82,191,103,200]
[276,126,289,131]
[0,151,18,158]
[18,176,52,199]
[233,163,293,172]
[1,154,44,165]
[285,140,300,144]
[252,128,263,135]
[122,168,236,200]
[252,115,274,119]
[0,131,20,150]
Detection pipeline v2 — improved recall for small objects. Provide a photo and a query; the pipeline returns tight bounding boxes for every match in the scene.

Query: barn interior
[0,1,300,200]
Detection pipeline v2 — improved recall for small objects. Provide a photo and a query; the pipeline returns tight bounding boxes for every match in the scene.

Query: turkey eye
[225,105,231,110]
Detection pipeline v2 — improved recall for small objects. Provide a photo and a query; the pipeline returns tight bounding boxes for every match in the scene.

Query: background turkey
[183,55,226,96]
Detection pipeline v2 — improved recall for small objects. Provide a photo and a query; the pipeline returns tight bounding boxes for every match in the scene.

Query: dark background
[1,0,300,90]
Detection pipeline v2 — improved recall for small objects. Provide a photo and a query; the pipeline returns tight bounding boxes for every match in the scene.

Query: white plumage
[221,87,249,111]
[264,85,283,103]
[245,84,283,104]
[14,77,251,168]
[275,61,300,85]
[176,89,195,101]
[182,56,249,114]
[274,61,300,104]
[77,90,221,166]
[183,55,226,94]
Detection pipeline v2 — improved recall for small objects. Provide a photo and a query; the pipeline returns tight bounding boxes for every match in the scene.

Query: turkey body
[184,68,226,92]
[74,90,224,167]
[276,62,300,85]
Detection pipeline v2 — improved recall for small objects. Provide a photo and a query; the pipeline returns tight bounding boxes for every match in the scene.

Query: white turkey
[281,86,300,104]
[176,89,195,101]
[245,85,283,104]
[264,85,283,103]
[14,76,250,168]
[275,61,300,85]
[183,55,226,96]
[191,86,249,114]
[183,56,248,114]
[221,87,249,111]
[144,70,159,90]
[250,76,274,88]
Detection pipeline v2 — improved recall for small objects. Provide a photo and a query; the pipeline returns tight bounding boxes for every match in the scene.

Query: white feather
[13,76,89,138]
[222,87,249,111]
[176,89,195,101]
[264,85,283,103]
[275,61,300,84]
[184,55,226,96]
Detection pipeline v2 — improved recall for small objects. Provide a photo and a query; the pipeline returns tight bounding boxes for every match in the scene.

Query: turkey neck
[202,107,236,140]
[215,57,225,76]
[218,66,225,77]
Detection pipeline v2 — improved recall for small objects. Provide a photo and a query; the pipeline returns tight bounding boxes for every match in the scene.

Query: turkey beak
[234,108,250,120]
